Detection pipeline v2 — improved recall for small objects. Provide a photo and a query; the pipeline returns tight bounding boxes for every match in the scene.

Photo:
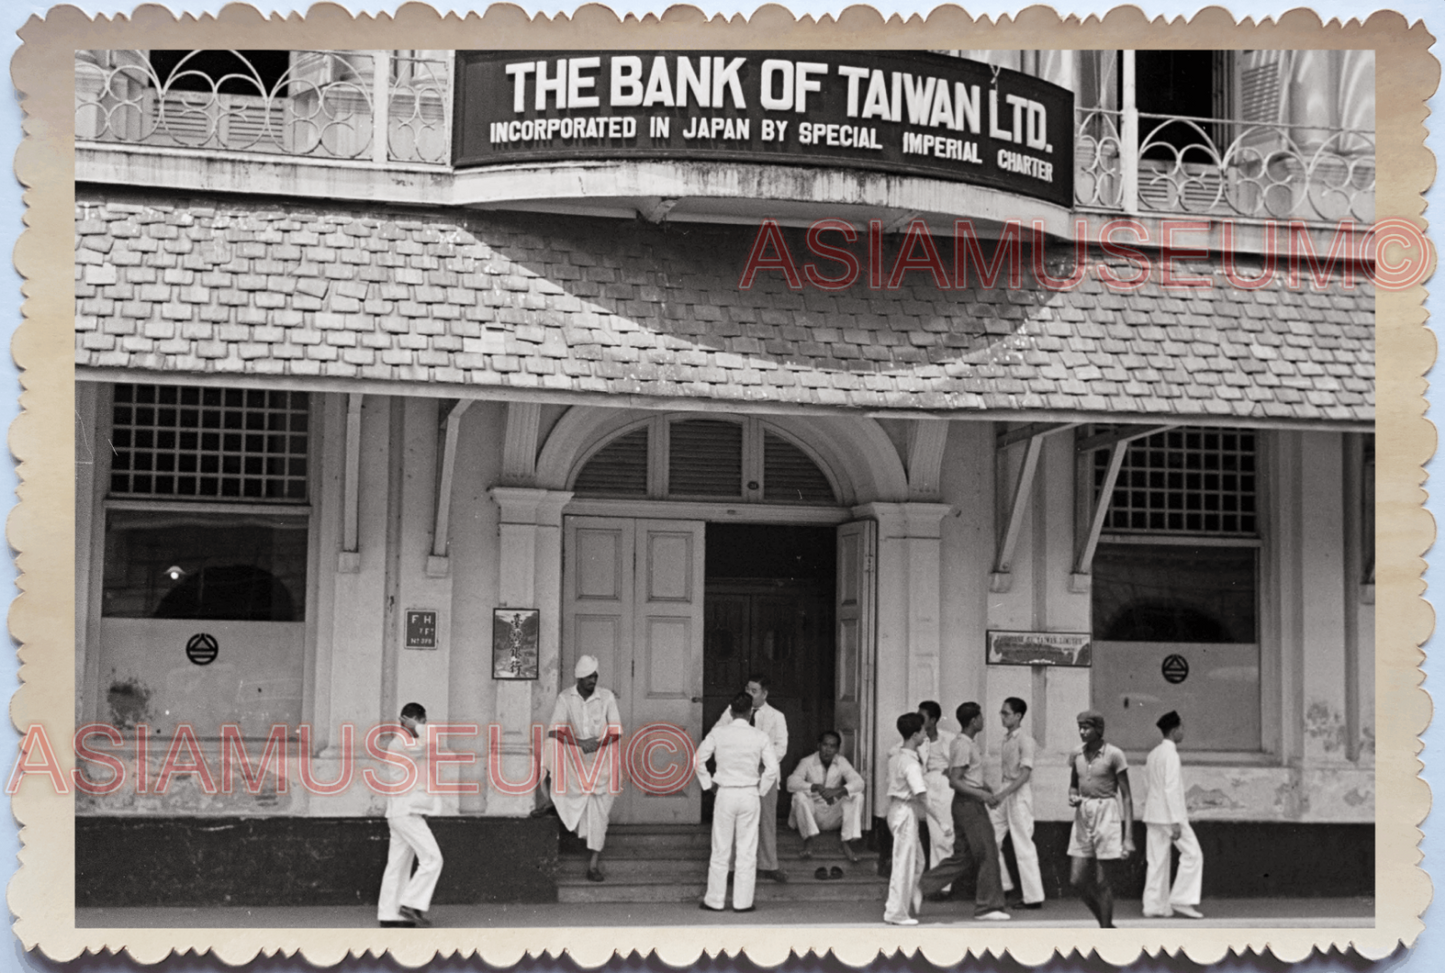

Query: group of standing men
[882,701,1205,927]
[370,659,1203,927]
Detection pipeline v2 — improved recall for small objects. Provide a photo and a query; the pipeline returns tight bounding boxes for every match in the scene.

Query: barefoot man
[1067,709,1135,928]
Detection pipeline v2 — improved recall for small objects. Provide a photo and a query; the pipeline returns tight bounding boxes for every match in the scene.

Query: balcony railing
[1074,106,1374,224]
[76,50,1373,224]
[75,50,451,166]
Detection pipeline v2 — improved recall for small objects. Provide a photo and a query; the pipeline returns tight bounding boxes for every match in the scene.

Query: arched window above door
[571,415,839,505]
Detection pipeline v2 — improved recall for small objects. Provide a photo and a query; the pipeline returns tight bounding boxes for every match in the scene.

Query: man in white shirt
[919,702,1010,921]
[712,672,788,882]
[917,700,957,871]
[786,730,865,862]
[544,655,622,882]
[695,691,781,912]
[988,696,1044,908]
[883,712,929,926]
[1143,710,1204,919]
[377,702,443,928]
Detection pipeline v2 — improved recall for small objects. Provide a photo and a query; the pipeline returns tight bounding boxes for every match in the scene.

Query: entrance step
[557,824,887,904]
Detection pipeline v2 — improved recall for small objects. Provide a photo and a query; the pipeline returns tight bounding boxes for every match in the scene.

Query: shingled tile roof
[75,195,1374,423]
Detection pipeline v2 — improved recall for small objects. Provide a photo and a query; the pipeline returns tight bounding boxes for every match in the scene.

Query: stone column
[854,500,952,800]
[486,486,572,816]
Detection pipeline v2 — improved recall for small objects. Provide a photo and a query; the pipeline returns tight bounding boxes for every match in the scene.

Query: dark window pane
[1092,543,1257,642]
[102,509,308,621]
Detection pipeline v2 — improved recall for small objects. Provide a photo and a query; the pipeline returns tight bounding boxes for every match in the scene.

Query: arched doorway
[542,408,906,825]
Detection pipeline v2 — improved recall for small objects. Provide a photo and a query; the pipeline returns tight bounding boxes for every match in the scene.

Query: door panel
[563,521,634,690]
[628,520,705,821]
[563,516,704,824]
[835,520,877,818]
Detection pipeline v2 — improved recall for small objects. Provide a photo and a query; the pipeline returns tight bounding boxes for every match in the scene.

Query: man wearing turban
[543,654,622,881]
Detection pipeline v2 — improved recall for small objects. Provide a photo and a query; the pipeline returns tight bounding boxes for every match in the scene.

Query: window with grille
[109,384,309,502]
[102,384,311,622]
[1095,426,1257,536]
[573,427,649,497]
[763,433,836,503]
[669,420,743,497]
[1088,424,1262,752]
[571,416,837,505]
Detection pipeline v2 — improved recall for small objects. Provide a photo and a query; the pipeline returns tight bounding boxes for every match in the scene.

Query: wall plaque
[986,630,1092,667]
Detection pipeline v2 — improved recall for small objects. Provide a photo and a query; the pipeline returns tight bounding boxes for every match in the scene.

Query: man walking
[1143,711,1204,919]
[545,655,622,881]
[989,696,1044,909]
[918,702,1010,921]
[1067,709,1134,928]
[917,701,957,871]
[695,691,781,913]
[377,702,443,928]
[787,730,865,862]
[712,672,788,882]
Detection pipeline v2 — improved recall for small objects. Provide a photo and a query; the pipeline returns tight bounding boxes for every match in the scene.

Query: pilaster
[487,486,573,816]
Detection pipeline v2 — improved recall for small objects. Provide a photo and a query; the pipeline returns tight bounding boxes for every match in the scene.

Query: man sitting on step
[786,730,865,863]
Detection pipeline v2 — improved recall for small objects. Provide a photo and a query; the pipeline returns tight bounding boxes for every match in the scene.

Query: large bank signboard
[454,51,1074,208]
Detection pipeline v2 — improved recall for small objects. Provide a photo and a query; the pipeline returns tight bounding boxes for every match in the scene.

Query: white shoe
[1173,905,1205,919]
[886,917,920,926]
[1142,909,1173,918]
[975,910,1011,921]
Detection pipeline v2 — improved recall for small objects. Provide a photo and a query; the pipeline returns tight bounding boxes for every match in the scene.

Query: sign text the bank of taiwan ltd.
[453,51,1074,208]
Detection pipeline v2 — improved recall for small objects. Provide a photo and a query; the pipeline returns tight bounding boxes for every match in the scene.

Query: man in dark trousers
[918,702,1010,921]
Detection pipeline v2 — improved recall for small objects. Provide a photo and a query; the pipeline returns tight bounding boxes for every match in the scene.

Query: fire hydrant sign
[405,609,438,649]
[453,51,1074,207]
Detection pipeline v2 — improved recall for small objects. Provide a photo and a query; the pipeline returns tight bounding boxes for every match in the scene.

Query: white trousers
[377,814,443,921]
[789,790,864,842]
[884,799,925,924]
[922,772,955,868]
[707,787,760,910]
[1144,822,1203,914]
[990,785,1044,904]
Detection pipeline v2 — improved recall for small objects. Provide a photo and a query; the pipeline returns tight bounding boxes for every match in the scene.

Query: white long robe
[544,684,623,851]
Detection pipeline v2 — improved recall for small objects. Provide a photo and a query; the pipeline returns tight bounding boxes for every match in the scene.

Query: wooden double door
[702,581,835,789]
[561,516,876,825]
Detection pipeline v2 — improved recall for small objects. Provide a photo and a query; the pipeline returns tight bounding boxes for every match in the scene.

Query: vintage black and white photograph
[20,10,1426,962]
[493,608,541,679]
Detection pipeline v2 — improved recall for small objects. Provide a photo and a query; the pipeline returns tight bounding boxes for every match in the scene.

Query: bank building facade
[72,48,1376,906]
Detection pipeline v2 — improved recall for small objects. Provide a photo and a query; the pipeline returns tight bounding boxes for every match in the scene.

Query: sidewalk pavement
[78,897,1374,929]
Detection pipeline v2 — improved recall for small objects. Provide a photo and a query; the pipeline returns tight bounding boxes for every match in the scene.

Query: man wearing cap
[1143,711,1204,919]
[544,655,622,881]
[1067,709,1134,928]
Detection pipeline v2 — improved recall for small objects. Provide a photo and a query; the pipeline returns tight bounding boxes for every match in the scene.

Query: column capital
[489,486,573,526]
[851,501,953,537]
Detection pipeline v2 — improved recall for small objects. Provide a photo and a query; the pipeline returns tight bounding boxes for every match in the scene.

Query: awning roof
[75,194,1373,426]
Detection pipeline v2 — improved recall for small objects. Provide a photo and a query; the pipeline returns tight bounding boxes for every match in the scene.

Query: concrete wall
[75,391,1373,825]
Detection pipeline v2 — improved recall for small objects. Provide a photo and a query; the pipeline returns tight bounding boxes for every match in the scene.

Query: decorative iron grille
[1095,426,1258,536]
[109,384,309,502]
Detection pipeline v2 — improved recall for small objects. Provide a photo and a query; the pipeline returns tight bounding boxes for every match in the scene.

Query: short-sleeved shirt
[886,745,928,800]
[1001,728,1036,782]
[1071,742,1128,799]
[948,733,985,789]
[922,728,957,776]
